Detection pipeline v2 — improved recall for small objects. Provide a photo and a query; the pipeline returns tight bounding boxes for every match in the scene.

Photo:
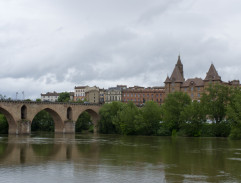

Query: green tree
[0,113,8,134]
[58,92,70,102]
[75,111,92,132]
[180,101,206,136]
[98,101,125,134]
[36,98,41,102]
[161,92,191,133]
[113,102,140,135]
[135,101,162,135]
[227,88,241,139]
[31,110,54,132]
[201,84,231,123]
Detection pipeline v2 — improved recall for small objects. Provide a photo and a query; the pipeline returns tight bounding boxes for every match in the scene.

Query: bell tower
[176,55,184,78]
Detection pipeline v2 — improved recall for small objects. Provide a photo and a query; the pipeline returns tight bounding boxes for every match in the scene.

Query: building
[41,92,59,102]
[74,86,88,101]
[69,92,74,101]
[122,86,165,105]
[105,85,127,103]
[41,91,75,102]
[85,88,99,104]
[164,55,240,101]
[99,88,105,104]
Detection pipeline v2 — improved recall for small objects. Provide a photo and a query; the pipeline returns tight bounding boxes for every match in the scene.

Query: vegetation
[99,101,162,135]
[75,111,93,133]
[36,98,41,102]
[0,113,8,134]
[98,84,241,139]
[227,88,241,139]
[57,92,70,102]
[31,110,54,132]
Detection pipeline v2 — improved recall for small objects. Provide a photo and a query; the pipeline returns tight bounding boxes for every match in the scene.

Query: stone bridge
[0,100,101,134]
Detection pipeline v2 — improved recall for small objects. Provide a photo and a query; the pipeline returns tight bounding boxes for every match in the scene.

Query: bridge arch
[75,108,100,133]
[31,108,64,133]
[76,109,99,124]
[0,107,17,134]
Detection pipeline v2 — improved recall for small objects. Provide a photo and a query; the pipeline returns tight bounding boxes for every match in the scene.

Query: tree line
[0,84,240,139]
[98,84,241,139]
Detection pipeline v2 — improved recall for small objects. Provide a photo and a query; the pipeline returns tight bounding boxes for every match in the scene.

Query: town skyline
[1,0,241,99]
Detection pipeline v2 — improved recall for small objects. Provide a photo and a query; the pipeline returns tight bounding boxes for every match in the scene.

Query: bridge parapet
[0,100,102,106]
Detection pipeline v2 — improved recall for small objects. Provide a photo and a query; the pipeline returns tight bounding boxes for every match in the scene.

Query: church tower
[175,55,184,78]
[164,55,185,95]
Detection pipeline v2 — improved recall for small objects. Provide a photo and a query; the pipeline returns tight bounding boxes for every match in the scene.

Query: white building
[41,92,59,102]
[74,86,88,101]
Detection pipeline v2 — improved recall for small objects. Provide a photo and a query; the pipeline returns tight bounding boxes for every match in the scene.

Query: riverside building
[164,55,240,101]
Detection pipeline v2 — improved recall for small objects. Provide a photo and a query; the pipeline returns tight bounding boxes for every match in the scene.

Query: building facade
[105,85,127,103]
[99,89,105,104]
[74,86,88,101]
[85,89,100,104]
[122,86,165,105]
[41,92,59,102]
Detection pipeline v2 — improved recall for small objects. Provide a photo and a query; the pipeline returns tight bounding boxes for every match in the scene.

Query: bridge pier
[17,120,31,134]
[63,121,75,133]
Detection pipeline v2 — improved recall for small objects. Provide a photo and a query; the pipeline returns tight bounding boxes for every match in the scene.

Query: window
[191,93,194,98]
[198,93,200,98]
[191,87,194,91]
[197,87,200,91]
[184,88,187,92]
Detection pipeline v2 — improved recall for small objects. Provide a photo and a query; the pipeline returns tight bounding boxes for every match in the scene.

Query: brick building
[122,86,165,105]
[164,55,240,101]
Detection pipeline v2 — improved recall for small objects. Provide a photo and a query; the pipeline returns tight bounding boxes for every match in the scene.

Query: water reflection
[0,134,240,183]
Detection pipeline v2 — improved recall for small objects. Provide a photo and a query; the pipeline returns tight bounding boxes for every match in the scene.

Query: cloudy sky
[1,0,241,99]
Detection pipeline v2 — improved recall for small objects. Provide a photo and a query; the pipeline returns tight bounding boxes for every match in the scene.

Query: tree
[227,88,241,139]
[31,110,54,132]
[36,98,41,102]
[113,102,140,135]
[0,113,8,134]
[180,101,206,136]
[135,101,162,135]
[201,84,231,123]
[98,102,125,134]
[75,111,92,132]
[58,92,70,102]
[161,92,191,132]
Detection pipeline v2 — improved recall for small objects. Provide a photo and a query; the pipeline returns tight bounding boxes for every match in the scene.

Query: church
[164,55,240,101]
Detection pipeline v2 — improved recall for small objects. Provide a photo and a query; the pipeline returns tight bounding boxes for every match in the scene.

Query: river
[0,133,240,183]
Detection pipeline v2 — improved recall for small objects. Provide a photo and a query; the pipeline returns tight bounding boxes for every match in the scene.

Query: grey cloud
[0,0,241,99]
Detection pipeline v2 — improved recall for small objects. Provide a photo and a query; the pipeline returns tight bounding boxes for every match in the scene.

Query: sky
[1,0,241,99]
